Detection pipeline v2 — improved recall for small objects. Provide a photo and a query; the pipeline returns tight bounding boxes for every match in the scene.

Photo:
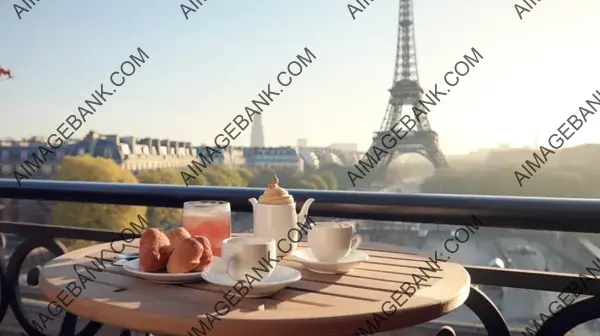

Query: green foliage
[236,168,254,183]
[421,162,600,199]
[298,180,317,189]
[51,155,147,248]
[188,173,209,186]
[248,168,278,188]
[318,171,339,190]
[137,169,183,227]
[48,155,346,248]
[308,174,328,189]
[211,166,247,187]
[204,169,232,186]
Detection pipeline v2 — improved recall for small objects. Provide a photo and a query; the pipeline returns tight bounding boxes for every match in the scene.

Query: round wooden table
[39,238,470,336]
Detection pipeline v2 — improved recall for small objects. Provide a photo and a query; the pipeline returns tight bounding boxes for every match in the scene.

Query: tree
[298,180,317,189]
[137,169,183,227]
[212,166,247,187]
[318,171,339,190]
[236,168,254,184]
[188,173,209,186]
[51,156,147,249]
[319,164,354,189]
[204,169,232,186]
[249,169,277,188]
[308,174,328,189]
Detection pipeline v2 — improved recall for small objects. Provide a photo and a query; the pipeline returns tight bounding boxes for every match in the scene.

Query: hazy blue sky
[1,0,600,154]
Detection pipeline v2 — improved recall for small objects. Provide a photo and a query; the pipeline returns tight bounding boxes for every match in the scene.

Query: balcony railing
[0,178,599,336]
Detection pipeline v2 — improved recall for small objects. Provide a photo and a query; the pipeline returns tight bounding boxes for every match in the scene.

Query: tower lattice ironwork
[372,0,447,175]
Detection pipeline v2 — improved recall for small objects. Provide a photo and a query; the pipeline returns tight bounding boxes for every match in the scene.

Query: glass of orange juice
[182,201,231,257]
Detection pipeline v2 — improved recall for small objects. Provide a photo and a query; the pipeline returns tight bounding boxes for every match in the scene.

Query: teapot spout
[248,198,259,207]
[297,198,315,224]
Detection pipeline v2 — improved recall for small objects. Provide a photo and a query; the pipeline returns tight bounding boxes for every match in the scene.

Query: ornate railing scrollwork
[535,295,600,336]
[2,178,600,335]
[436,326,457,336]
[464,285,510,336]
[0,236,140,336]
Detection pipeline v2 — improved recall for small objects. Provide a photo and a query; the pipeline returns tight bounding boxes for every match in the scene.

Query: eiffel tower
[370,0,447,184]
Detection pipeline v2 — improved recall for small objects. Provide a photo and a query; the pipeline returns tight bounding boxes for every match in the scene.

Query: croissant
[165,227,192,250]
[192,235,214,272]
[139,228,171,272]
[167,238,204,274]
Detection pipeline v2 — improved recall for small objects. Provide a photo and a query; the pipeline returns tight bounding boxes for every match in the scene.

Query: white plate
[122,259,205,284]
[201,257,301,298]
[291,248,369,274]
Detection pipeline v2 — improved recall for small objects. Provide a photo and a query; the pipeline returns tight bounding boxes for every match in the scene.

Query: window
[20,150,28,160]
[103,148,112,158]
[1,150,9,161]
[120,144,132,155]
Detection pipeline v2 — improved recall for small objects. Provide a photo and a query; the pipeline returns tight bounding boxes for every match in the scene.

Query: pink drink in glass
[182,201,231,257]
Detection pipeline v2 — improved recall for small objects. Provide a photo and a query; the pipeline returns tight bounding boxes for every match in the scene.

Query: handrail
[1,178,600,233]
[1,179,599,335]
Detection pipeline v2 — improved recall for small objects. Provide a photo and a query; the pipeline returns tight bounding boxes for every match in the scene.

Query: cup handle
[350,234,362,251]
[217,248,240,277]
[226,255,240,279]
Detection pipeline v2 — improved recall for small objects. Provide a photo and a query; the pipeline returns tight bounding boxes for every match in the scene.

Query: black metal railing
[0,178,599,336]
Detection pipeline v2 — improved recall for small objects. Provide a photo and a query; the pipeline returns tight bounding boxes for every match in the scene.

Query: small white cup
[218,237,277,281]
[308,222,362,263]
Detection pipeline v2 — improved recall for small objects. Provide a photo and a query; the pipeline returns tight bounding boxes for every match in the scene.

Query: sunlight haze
[2,0,600,154]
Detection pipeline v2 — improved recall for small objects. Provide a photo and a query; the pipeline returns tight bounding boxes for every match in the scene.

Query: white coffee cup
[218,237,278,281]
[308,222,362,262]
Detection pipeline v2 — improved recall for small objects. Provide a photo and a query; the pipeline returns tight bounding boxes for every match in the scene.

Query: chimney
[84,130,101,140]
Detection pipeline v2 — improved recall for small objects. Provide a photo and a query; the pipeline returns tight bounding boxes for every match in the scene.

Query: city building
[329,143,358,152]
[70,131,197,172]
[0,131,197,223]
[197,146,225,166]
[250,114,265,147]
[224,146,246,168]
[305,147,345,166]
[297,147,362,171]
[297,148,320,170]
[0,137,75,180]
[242,146,304,171]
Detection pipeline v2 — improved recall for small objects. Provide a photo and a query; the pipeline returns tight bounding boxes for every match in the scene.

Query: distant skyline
[2,1,600,156]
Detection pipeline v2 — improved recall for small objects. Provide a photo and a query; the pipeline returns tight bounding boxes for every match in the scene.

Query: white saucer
[122,259,205,284]
[291,249,369,274]
[201,257,301,298]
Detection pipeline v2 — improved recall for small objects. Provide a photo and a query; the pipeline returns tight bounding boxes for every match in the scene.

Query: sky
[1,0,600,155]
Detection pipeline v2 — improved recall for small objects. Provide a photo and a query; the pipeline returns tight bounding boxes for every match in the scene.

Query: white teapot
[248,197,315,256]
